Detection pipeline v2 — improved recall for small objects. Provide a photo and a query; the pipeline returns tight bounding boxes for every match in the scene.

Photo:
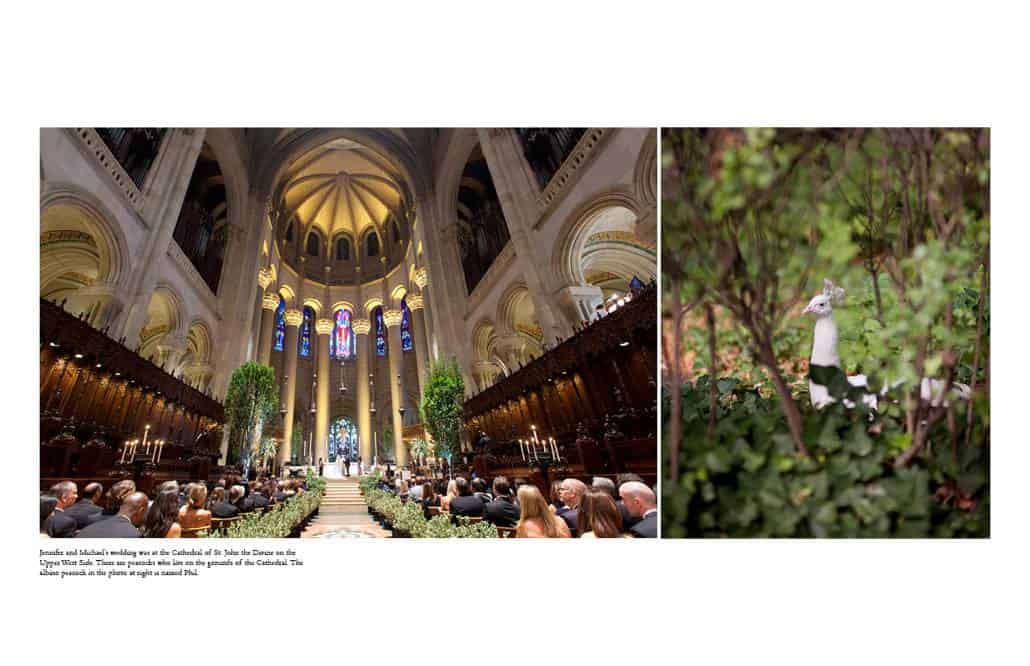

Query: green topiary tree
[223,362,279,480]
[419,358,465,477]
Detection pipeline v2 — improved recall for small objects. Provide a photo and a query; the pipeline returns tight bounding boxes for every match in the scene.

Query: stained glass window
[273,296,285,351]
[374,306,386,357]
[331,309,356,360]
[328,418,358,463]
[400,298,413,352]
[298,306,314,357]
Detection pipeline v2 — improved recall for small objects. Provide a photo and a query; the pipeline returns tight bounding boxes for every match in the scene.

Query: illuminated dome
[271,138,413,284]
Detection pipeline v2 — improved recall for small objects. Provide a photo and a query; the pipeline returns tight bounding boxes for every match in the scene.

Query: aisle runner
[302,478,390,538]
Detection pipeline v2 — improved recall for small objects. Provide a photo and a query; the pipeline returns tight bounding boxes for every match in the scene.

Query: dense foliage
[208,471,324,538]
[662,128,989,537]
[362,484,498,538]
[224,363,279,476]
[419,359,466,464]
[663,379,987,538]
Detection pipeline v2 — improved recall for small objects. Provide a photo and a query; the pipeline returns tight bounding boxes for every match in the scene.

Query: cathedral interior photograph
[39,127,659,539]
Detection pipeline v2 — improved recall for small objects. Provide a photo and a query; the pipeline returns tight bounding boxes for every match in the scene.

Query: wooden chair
[496,526,516,538]
[210,516,239,534]
[427,506,442,517]
[180,525,208,539]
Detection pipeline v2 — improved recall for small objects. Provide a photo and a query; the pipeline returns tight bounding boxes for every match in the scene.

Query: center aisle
[302,478,391,538]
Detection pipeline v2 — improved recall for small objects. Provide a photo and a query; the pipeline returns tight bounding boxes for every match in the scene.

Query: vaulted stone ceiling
[272,137,411,247]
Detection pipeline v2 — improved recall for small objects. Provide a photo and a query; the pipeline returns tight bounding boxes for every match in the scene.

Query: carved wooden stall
[39,298,224,496]
[461,284,657,489]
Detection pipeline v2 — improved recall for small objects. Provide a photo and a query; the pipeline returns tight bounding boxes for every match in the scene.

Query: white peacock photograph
[660,128,989,538]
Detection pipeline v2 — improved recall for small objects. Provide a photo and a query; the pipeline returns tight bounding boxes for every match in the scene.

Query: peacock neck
[811,315,840,368]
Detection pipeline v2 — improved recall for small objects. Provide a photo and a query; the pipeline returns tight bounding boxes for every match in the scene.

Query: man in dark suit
[556,478,587,536]
[75,492,148,538]
[65,482,104,529]
[213,486,242,518]
[44,481,79,538]
[449,477,486,517]
[246,483,269,511]
[482,477,520,527]
[230,485,251,513]
[619,481,658,538]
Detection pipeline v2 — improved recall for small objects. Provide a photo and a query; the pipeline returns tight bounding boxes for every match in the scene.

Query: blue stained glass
[298,306,313,357]
[332,309,355,360]
[374,307,386,357]
[400,299,413,352]
[273,297,285,351]
[328,418,358,463]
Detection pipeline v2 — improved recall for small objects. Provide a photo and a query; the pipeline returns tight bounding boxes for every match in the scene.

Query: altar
[321,460,356,479]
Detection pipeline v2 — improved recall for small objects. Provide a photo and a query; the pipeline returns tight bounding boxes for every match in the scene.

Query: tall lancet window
[298,306,314,357]
[400,298,414,352]
[331,309,356,360]
[374,307,387,357]
[273,296,286,351]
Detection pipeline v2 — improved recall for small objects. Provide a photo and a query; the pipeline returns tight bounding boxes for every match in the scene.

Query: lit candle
[519,439,526,461]
[141,424,151,453]
[119,441,128,464]
[156,440,164,463]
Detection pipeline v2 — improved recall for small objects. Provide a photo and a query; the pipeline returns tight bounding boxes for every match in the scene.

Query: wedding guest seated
[483,476,519,527]
[549,480,565,510]
[246,482,269,510]
[87,480,136,525]
[65,482,104,529]
[273,482,287,503]
[229,485,249,514]
[143,489,182,538]
[450,477,485,517]
[178,483,212,531]
[76,492,148,538]
[409,476,425,501]
[440,480,458,512]
[207,486,226,510]
[515,485,571,538]
[397,480,410,502]
[578,489,627,538]
[44,481,78,538]
[592,477,617,499]
[556,478,587,536]
[619,481,658,538]
[472,478,493,503]
[419,482,440,518]
[40,495,58,535]
[615,474,645,530]
[211,487,239,518]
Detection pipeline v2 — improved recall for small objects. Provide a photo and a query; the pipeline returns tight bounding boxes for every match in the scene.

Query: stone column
[116,129,207,344]
[314,316,332,466]
[412,267,434,363]
[383,308,408,467]
[257,292,278,365]
[475,128,570,341]
[406,293,429,396]
[278,308,302,469]
[353,317,372,464]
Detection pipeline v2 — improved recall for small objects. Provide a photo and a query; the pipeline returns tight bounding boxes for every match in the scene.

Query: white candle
[119,441,128,464]
[519,439,526,461]
[156,440,164,463]
[141,425,151,453]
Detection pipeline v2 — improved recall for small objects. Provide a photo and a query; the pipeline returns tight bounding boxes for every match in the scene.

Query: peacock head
[803,279,845,318]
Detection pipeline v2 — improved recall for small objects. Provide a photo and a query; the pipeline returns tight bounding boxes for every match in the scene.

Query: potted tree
[224,362,279,481]
[419,359,465,479]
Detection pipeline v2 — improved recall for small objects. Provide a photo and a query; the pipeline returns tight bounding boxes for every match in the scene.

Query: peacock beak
[802,304,814,314]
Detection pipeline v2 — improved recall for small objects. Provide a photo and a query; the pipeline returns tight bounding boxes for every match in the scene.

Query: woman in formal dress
[577,489,626,538]
[144,489,182,538]
[516,485,571,538]
[177,483,212,532]
[440,479,459,512]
